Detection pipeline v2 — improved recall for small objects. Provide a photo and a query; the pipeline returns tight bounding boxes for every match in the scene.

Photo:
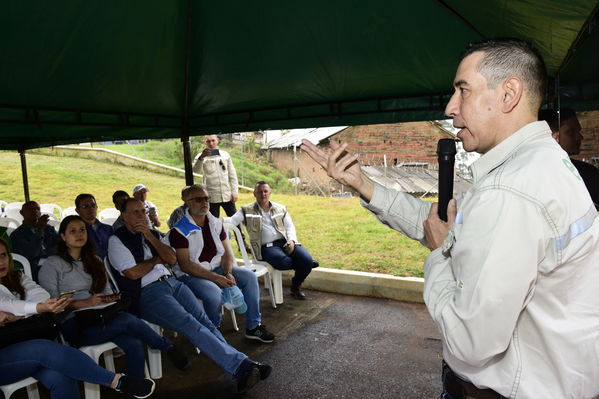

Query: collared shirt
[363,121,599,398]
[259,208,286,244]
[169,218,226,263]
[194,149,239,203]
[11,223,58,268]
[87,219,113,259]
[107,234,170,288]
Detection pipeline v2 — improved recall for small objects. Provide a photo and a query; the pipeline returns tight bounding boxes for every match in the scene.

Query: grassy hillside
[0,151,428,277]
[90,138,293,192]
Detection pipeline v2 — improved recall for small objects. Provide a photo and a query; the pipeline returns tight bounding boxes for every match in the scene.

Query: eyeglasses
[188,196,210,203]
[219,160,226,171]
[78,203,97,210]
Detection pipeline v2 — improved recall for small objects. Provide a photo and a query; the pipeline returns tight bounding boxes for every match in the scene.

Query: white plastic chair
[99,208,120,221]
[103,258,163,379]
[0,217,21,234]
[101,217,117,226]
[47,219,60,231]
[5,201,25,210]
[40,203,63,221]
[0,200,8,215]
[61,206,78,218]
[224,222,277,308]
[231,223,284,305]
[0,377,40,399]
[4,253,34,399]
[12,253,33,279]
[3,209,23,224]
[79,342,118,399]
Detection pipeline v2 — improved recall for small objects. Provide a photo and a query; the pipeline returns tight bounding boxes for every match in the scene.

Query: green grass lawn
[0,150,429,277]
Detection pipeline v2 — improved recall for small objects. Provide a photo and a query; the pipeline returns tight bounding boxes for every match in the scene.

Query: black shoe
[235,359,261,393]
[290,287,307,300]
[245,324,276,343]
[251,361,272,380]
[167,344,191,372]
[115,374,155,398]
[312,260,319,268]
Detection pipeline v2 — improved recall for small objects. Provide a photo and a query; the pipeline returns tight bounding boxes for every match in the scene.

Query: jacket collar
[470,121,551,183]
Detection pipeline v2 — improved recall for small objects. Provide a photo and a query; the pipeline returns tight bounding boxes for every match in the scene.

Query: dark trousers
[261,239,314,288]
[209,201,238,218]
[440,361,507,399]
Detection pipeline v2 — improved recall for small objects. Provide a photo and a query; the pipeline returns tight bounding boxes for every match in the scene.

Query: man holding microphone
[302,39,599,398]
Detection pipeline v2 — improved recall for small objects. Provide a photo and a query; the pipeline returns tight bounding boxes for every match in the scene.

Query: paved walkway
[15,289,444,398]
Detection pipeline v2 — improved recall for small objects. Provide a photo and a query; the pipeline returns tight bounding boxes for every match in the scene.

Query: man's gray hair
[462,39,547,111]
[182,184,206,200]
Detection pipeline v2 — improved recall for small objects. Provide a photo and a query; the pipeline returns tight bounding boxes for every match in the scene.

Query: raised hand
[300,139,374,200]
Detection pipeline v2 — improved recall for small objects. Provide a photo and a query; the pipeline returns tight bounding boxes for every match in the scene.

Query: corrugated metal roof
[262,126,348,149]
[362,165,471,195]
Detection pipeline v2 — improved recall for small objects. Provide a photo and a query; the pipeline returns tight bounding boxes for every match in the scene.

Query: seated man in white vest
[108,198,271,393]
[227,181,318,300]
[169,184,276,343]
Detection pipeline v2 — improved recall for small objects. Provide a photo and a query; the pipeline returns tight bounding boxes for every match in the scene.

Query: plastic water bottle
[222,286,247,314]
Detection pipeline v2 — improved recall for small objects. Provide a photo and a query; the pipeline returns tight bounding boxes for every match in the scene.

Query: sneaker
[235,359,261,393]
[251,360,272,380]
[167,345,191,372]
[115,374,155,398]
[290,287,307,300]
[245,324,275,343]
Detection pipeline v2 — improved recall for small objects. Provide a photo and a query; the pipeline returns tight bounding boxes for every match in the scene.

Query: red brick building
[577,110,599,163]
[264,122,454,194]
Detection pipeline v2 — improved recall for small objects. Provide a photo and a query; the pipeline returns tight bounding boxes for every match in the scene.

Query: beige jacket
[193,149,238,203]
[363,121,599,398]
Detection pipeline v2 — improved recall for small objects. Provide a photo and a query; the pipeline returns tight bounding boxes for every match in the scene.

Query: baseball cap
[133,184,148,194]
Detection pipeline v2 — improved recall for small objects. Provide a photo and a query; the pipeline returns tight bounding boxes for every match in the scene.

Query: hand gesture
[37,296,72,313]
[199,148,212,160]
[213,273,236,289]
[301,139,374,200]
[36,214,50,230]
[424,199,457,250]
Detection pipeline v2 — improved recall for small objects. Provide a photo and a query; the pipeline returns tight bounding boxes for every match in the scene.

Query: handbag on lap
[0,313,60,349]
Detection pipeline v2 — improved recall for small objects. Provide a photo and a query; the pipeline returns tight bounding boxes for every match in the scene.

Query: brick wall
[577,110,599,162]
[335,121,452,167]
[268,121,453,193]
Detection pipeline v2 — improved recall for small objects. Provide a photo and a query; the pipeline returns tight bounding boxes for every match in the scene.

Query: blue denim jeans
[179,265,262,329]
[261,239,314,288]
[0,339,115,399]
[138,277,247,377]
[61,312,172,378]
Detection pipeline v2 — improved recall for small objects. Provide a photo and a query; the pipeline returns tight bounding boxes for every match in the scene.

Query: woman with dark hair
[39,215,190,378]
[0,237,155,398]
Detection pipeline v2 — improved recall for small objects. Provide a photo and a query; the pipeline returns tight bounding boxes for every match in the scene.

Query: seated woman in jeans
[38,215,190,378]
[0,237,155,399]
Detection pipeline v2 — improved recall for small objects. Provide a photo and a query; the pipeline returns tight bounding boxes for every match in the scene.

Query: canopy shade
[1,0,598,150]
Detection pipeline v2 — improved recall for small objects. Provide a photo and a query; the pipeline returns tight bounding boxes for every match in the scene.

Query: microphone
[437,139,457,222]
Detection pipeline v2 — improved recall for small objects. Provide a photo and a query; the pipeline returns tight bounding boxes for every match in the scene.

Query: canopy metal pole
[181,0,194,186]
[182,137,194,185]
[19,149,30,202]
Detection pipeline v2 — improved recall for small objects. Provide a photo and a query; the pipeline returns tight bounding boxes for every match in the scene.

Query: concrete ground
[13,289,444,399]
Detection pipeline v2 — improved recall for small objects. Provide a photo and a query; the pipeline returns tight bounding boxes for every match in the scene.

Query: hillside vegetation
[0,148,428,277]
[91,138,293,192]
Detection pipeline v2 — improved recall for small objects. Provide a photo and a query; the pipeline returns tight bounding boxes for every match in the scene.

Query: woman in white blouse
[0,237,155,399]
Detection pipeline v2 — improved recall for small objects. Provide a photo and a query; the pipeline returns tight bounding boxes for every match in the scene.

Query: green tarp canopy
[1,0,598,150]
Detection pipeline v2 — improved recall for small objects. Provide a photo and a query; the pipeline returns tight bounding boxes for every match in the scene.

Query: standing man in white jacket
[302,39,599,399]
[194,135,240,218]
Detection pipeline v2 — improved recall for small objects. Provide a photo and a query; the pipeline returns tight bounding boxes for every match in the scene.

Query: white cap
[133,184,148,194]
